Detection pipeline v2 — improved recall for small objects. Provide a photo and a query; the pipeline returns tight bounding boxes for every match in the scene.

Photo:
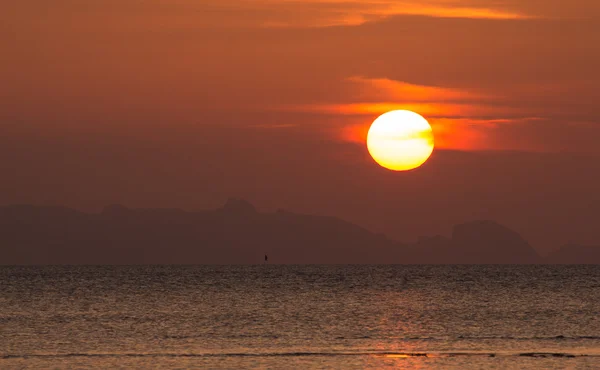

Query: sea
[1,265,599,369]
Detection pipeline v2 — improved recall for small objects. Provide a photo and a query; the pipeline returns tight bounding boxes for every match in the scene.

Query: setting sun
[366,110,435,171]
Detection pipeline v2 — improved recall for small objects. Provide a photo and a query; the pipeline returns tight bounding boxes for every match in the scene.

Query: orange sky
[3,1,600,151]
[2,0,600,252]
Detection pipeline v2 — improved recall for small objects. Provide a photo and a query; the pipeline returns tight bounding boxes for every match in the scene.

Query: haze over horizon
[1,199,599,265]
[3,0,600,257]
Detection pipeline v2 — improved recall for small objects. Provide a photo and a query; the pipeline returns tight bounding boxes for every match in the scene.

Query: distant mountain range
[0,198,598,264]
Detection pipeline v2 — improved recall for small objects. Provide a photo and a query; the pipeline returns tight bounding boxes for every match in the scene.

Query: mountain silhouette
[412,221,540,264]
[545,244,600,264]
[1,199,594,264]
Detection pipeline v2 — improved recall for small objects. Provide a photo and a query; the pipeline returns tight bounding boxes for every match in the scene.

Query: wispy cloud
[272,76,515,118]
[6,0,537,32]
[429,117,546,150]
[256,0,535,28]
[250,123,298,129]
[346,76,490,103]
[383,3,532,20]
[268,76,554,150]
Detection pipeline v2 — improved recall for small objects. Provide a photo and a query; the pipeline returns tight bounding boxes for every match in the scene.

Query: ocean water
[1,265,599,369]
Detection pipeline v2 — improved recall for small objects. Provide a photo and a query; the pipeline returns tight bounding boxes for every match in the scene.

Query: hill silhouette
[545,244,600,264]
[0,198,595,264]
[413,221,540,264]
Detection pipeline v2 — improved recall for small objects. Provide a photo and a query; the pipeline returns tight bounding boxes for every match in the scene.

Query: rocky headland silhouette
[0,198,597,264]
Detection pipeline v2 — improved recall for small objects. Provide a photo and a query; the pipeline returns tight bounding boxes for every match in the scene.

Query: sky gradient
[2,0,600,253]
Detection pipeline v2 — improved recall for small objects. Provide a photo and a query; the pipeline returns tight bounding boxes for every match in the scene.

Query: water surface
[1,265,599,368]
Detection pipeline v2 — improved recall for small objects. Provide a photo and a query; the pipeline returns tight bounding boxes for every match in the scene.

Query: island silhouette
[0,198,597,264]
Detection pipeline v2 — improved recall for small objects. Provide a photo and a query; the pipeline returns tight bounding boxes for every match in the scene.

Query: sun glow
[366,110,434,171]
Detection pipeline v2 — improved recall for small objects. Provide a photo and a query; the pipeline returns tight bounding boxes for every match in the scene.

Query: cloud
[4,0,535,32]
[268,76,586,151]
[270,76,514,119]
[384,4,532,20]
[255,0,534,28]
[345,76,490,103]
[250,123,298,129]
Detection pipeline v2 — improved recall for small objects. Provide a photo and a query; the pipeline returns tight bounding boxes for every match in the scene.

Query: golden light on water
[366,110,435,171]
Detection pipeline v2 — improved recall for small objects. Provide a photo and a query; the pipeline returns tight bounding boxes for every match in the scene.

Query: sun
[366,110,434,171]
